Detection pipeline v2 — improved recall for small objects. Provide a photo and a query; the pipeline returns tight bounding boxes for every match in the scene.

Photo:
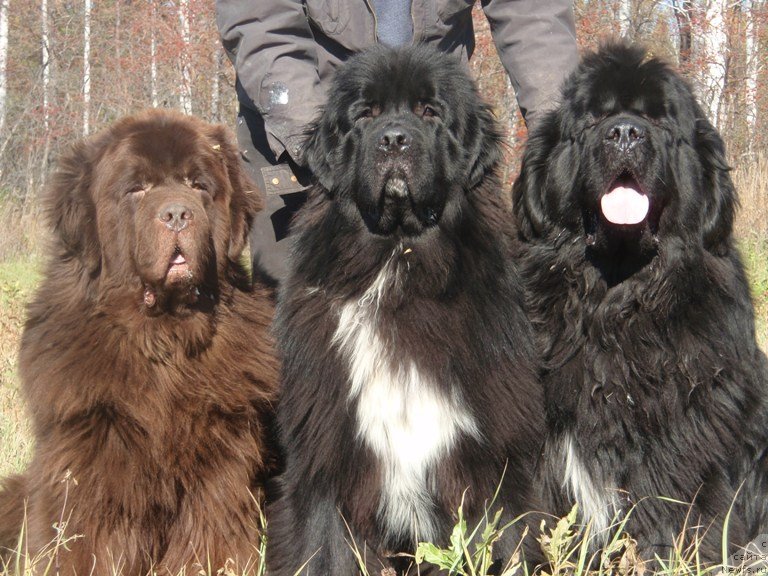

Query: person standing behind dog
[216,0,578,284]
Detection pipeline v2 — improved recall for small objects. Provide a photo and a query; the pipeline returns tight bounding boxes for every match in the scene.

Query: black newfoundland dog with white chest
[513,43,768,562]
[267,45,543,575]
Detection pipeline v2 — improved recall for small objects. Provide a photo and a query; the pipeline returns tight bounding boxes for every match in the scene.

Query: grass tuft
[0,257,38,477]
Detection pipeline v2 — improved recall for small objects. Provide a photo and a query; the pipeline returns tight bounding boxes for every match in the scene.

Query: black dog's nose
[378,127,411,152]
[605,120,645,152]
[158,203,192,232]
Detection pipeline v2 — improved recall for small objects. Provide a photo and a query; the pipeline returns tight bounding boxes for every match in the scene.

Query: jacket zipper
[362,0,378,41]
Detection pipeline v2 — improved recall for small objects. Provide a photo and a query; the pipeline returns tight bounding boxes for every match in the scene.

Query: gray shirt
[372,0,414,46]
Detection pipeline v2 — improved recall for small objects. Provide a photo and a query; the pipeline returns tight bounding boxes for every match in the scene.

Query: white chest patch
[332,258,479,543]
[562,433,621,541]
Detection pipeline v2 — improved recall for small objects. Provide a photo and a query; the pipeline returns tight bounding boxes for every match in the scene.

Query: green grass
[0,257,38,478]
[1,497,757,576]
[739,235,768,350]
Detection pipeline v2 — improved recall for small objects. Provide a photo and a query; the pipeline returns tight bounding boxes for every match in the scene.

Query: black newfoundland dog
[513,43,768,562]
[267,45,543,575]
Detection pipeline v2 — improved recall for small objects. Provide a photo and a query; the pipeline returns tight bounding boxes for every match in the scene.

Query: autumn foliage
[0,0,766,256]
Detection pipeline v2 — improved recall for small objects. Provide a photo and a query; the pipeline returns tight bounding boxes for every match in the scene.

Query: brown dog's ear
[44,138,103,276]
[209,124,261,261]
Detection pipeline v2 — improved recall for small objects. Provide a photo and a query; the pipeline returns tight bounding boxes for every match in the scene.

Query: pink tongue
[171,253,186,265]
[600,186,649,225]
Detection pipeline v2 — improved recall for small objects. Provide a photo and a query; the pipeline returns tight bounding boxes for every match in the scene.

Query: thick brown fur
[0,109,279,575]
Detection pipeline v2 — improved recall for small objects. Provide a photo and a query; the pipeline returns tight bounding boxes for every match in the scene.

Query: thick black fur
[267,45,544,575]
[513,42,768,563]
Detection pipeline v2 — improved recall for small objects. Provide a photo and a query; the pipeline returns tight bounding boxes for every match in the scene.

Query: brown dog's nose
[158,203,192,232]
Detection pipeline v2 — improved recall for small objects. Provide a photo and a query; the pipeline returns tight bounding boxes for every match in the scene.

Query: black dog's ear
[208,124,261,261]
[695,115,736,254]
[44,138,104,276]
[466,104,503,189]
[303,108,340,192]
[512,119,557,239]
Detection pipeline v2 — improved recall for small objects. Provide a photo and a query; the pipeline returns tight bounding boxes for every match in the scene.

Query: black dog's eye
[424,207,439,226]
[357,104,381,121]
[414,101,438,119]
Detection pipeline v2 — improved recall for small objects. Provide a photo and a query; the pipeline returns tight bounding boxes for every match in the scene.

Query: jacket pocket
[305,0,349,35]
[436,0,474,20]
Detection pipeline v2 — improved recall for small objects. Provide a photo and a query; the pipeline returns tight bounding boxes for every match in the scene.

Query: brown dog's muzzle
[133,187,212,292]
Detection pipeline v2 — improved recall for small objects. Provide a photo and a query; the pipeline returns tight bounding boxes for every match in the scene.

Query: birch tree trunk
[211,48,221,121]
[618,0,632,38]
[83,0,92,135]
[0,0,9,133]
[150,0,158,108]
[115,0,121,92]
[38,0,52,191]
[178,0,193,115]
[42,0,50,132]
[746,0,758,148]
[671,0,694,72]
[701,0,728,129]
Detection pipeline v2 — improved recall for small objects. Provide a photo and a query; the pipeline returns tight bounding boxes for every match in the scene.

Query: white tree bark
[699,0,728,129]
[150,0,158,108]
[0,0,9,133]
[745,0,758,146]
[618,0,632,38]
[83,0,92,135]
[178,0,192,115]
[42,0,50,133]
[210,47,221,121]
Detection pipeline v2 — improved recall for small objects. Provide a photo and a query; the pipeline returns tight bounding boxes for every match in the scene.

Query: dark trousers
[235,107,310,286]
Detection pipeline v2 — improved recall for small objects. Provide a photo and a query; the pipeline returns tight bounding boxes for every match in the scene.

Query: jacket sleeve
[481,0,578,128]
[216,0,325,163]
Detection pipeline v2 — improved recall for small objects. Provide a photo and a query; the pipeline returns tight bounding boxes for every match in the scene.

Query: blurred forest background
[0,0,765,255]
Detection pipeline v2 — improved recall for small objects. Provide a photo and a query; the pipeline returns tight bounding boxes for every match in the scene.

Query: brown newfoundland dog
[0,110,279,575]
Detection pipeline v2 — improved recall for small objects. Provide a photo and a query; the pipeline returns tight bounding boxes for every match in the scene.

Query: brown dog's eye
[187,178,210,194]
[127,184,146,198]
